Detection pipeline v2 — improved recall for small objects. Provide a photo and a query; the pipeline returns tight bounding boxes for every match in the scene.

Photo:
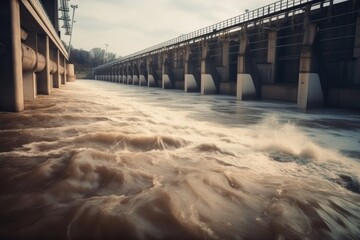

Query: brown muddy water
[0,80,359,240]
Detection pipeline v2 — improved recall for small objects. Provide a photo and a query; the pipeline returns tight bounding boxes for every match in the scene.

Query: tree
[89,47,105,66]
[106,52,116,62]
[67,46,118,78]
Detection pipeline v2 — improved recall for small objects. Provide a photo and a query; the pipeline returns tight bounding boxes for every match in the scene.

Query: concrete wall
[0,0,71,112]
[94,1,360,110]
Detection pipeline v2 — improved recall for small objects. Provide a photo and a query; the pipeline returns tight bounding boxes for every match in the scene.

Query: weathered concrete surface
[0,0,24,112]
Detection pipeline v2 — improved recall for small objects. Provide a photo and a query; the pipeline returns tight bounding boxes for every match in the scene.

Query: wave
[23,132,189,153]
[1,81,360,239]
[0,113,108,130]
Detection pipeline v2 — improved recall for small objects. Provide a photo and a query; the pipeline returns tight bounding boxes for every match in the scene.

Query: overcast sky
[61,0,273,57]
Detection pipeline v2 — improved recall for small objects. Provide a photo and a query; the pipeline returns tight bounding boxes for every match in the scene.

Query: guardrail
[94,0,330,70]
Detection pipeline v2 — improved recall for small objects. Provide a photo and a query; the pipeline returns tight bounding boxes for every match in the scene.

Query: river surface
[0,80,360,240]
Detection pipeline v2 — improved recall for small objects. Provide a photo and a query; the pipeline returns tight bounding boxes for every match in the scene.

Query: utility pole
[68,4,78,58]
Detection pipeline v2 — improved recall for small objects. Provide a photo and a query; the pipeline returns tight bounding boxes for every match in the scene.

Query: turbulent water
[0,80,360,240]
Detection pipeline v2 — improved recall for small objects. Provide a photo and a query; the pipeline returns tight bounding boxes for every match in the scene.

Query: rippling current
[0,80,360,240]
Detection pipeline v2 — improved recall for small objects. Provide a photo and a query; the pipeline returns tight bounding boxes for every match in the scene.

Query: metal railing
[94,0,330,70]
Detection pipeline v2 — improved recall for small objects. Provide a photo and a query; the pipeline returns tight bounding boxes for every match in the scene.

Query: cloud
[64,0,273,57]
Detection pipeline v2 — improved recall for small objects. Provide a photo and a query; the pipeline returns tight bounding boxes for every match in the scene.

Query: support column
[115,66,119,83]
[23,32,38,100]
[297,23,323,109]
[38,34,51,94]
[157,55,162,87]
[236,32,256,100]
[66,63,76,82]
[127,64,132,84]
[139,60,147,86]
[218,40,232,94]
[118,66,122,83]
[53,49,61,88]
[201,42,217,94]
[162,54,172,89]
[62,56,67,84]
[114,67,117,82]
[0,0,24,111]
[122,65,126,84]
[222,40,230,82]
[184,46,197,92]
[147,57,156,87]
[267,30,277,84]
[120,66,124,83]
[133,62,139,85]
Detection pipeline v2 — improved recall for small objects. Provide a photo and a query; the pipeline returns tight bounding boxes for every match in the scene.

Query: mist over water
[0,80,359,240]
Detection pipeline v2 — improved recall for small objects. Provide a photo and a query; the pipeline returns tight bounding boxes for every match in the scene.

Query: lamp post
[68,4,78,58]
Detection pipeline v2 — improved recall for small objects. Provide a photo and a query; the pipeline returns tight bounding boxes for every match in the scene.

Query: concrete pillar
[157,56,163,87]
[201,42,217,94]
[147,58,156,87]
[139,74,146,86]
[133,75,139,85]
[37,34,51,94]
[126,64,131,84]
[236,32,256,100]
[184,46,191,76]
[184,46,197,92]
[267,30,277,84]
[118,65,122,83]
[162,54,172,89]
[222,40,230,82]
[173,50,178,69]
[139,60,147,86]
[122,65,127,84]
[22,33,38,101]
[133,62,139,85]
[66,63,76,82]
[53,49,61,88]
[22,43,45,101]
[111,68,114,82]
[114,67,117,82]
[120,67,124,83]
[0,0,24,111]
[297,23,323,109]
[62,56,67,84]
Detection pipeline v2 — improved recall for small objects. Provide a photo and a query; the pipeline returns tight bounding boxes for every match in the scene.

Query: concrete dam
[0,0,76,112]
[93,0,360,110]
